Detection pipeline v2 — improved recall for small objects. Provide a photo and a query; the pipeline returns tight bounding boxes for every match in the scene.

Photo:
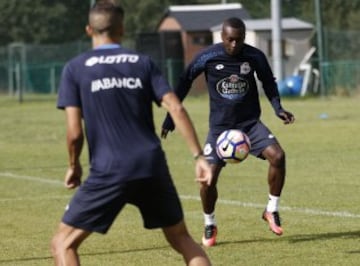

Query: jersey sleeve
[57,63,81,109]
[175,53,207,100]
[162,53,206,131]
[148,58,172,107]
[254,50,284,114]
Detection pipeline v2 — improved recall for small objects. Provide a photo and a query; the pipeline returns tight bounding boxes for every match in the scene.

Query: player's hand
[277,110,295,125]
[64,163,82,189]
[161,114,175,139]
[161,128,170,139]
[195,157,213,186]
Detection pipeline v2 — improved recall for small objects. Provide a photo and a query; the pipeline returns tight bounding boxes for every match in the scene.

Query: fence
[0,41,91,95]
[0,42,359,99]
[322,60,360,95]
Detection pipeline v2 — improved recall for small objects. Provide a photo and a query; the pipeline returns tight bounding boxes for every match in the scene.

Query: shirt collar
[94,44,121,50]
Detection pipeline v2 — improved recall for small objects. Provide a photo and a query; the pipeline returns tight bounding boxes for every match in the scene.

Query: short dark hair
[89,1,124,35]
[223,17,246,32]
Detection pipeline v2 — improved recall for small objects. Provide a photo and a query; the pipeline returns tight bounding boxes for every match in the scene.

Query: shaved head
[88,1,124,36]
[222,17,246,33]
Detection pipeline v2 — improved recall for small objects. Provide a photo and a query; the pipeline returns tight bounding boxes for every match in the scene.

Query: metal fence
[0,41,91,95]
[322,60,360,95]
[0,42,359,98]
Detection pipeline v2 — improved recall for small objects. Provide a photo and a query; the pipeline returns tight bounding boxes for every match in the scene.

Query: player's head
[221,17,246,56]
[86,1,124,40]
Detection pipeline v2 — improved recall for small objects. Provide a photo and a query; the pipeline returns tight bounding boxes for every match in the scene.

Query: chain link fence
[0,41,91,96]
[0,30,359,100]
[322,60,360,95]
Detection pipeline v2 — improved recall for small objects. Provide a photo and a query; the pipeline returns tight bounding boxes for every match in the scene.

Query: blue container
[277,75,303,96]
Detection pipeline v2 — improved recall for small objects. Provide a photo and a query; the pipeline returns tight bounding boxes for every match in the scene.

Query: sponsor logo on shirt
[85,54,139,66]
[216,74,249,100]
[91,77,143,92]
[240,62,251,75]
[204,143,213,156]
[215,64,224,70]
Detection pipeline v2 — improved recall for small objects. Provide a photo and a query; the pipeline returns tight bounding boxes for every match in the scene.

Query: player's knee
[163,221,190,250]
[265,145,285,167]
[272,150,285,167]
[50,231,76,258]
[201,182,218,197]
[50,233,63,257]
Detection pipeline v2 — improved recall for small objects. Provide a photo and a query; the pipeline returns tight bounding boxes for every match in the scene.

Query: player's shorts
[62,174,183,234]
[203,120,279,165]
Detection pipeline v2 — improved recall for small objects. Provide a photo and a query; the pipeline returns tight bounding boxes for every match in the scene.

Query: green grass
[0,94,360,265]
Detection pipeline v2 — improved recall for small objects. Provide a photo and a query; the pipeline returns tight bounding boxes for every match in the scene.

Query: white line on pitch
[1,172,360,219]
[0,172,63,185]
[180,196,360,219]
[0,195,70,202]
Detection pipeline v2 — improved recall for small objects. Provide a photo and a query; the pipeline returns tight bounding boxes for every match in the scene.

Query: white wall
[212,30,258,47]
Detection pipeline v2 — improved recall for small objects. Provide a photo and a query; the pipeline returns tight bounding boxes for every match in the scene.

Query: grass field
[0,94,359,265]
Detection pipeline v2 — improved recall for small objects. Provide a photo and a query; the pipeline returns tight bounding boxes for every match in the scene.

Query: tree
[320,0,360,60]
[0,0,88,45]
[0,0,358,61]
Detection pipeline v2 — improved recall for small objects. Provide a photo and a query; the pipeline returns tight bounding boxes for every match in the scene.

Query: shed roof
[160,3,251,31]
[211,17,314,32]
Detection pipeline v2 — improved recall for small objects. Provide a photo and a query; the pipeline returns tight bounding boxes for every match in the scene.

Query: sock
[266,194,280,213]
[204,212,216,226]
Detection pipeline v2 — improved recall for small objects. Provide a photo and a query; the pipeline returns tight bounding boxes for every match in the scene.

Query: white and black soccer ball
[216,129,251,163]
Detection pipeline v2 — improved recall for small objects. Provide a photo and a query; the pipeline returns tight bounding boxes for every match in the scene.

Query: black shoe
[202,225,217,247]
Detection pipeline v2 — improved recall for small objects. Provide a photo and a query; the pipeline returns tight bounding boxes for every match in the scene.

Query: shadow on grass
[215,229,360,249]
[2,231,360,263]
[0,245,169,264]
[289,230,360,254]
[287,230,360,243]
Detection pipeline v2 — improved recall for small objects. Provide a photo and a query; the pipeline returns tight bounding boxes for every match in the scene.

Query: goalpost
[8,42,27,102]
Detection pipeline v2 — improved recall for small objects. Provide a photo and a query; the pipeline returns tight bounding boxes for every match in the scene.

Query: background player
[50,2,212,265]
[161,17,295,247]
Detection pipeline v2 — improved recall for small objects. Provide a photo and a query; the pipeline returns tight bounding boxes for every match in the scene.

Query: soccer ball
[216,129,251,163]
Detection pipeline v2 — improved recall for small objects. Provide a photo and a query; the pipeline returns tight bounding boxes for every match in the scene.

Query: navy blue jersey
[57,46,171,182]
[164,43,283,133]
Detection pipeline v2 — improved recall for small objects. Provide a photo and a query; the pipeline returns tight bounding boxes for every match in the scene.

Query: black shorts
[62,175,183,234]
[203,120,278,165]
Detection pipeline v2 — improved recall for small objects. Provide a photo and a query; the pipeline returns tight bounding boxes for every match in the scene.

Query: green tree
[0,0,88,45]
[320,0,360,60]
[0,0,358,61]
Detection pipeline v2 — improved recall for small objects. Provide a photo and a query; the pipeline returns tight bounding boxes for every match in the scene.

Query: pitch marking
[1,172,360,219]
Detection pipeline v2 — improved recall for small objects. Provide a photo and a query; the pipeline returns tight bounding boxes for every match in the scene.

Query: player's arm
[265,82,294,124]
[161,60,203,138]
[64,106,84,189]
[161,91,212,185]
[256,52,295,124]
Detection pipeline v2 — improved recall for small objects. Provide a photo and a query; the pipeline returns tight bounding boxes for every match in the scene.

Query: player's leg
[201,131,226,247]
[245,121,285,235]
[200,164,222,247]
[262,143,286,197]
[133,176,211,264]
[50,222,91,266]
[200,164,222,213]
[50,174,127,264]
[261,143,286,235]
[162,221,211,266]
